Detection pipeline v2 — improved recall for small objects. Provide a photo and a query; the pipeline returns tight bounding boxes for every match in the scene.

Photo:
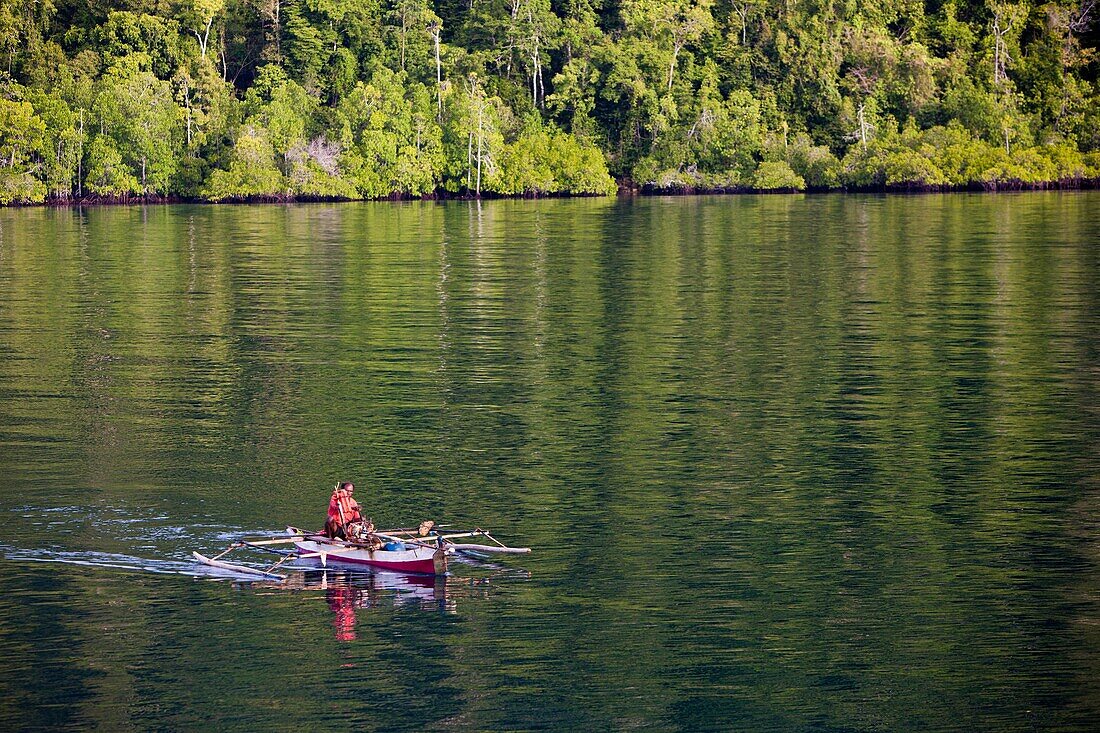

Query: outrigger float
[193,525,530,580]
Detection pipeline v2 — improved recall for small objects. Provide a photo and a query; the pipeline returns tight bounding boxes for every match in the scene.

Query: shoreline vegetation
[5,175,1100,208]
[2,2,1098,207]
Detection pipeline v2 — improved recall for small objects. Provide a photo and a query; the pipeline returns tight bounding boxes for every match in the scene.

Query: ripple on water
[0,196,1098,731]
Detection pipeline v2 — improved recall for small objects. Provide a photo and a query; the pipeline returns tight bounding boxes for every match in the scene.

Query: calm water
[1,194,1098,731]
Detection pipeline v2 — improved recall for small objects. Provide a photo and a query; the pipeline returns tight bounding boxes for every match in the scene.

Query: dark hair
[339,481,353,490]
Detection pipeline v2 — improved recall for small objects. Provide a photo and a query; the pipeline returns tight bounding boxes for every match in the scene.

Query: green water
[1,194,1098,731]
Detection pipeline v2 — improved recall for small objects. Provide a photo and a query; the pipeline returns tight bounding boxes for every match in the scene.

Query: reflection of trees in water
[3,196,1099,729]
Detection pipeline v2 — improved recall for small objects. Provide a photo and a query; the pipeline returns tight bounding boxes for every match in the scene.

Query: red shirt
[327,489,361,525]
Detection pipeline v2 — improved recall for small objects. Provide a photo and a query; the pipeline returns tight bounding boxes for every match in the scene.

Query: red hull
[294,541,440,575]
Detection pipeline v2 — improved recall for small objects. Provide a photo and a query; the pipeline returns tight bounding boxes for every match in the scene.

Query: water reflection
[249,564,531,635]
[312,570,452,621]
[0,195,1098,730]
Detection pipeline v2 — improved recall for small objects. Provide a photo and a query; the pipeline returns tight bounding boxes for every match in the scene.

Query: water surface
[1,194,1098,730]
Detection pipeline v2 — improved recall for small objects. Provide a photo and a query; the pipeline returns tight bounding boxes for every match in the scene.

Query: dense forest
[0,0,1098,203]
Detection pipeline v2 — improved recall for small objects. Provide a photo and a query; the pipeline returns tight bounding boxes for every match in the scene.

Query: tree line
[0,0,1098,204]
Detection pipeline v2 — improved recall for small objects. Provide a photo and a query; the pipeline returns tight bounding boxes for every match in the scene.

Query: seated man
[324,481,362,539]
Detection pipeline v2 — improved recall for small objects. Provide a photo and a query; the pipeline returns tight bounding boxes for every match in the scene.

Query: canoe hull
[293,539,447,576]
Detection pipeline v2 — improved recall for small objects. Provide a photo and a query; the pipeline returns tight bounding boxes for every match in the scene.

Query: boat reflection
[298,569,456,624]
[245,562,530,638]
[327,584,359,640]
[317,571,456,637]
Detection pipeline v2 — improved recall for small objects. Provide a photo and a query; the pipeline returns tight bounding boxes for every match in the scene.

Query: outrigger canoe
[193,525,530,580]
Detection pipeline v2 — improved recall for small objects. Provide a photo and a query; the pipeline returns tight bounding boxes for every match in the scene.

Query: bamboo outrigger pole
[192,552,287,580]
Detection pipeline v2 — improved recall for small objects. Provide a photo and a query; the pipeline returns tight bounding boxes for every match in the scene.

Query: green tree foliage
[0,0,1097,202]
[339,68,443,197]
[752,161,805,191]
[247,70,311,167]
[90,56,183,195]
[782,132,841,189]
[288,136,358,197]
[839,120,1097,189]
[84,136,141,196]
[176,0,226,61]
[632,82,766,188]
[90,12,183,79]
[25,88,84,199]
[0,92,48,203]
[203,124,285,199]
[172,61,238,195]
[496,113,615,194]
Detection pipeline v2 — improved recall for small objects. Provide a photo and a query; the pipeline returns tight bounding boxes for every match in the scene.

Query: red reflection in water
[327,585,359,641]
[311,571,461,639]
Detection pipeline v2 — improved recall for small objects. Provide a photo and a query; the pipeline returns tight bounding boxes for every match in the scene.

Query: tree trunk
[265,0,281,60]
[218,22,228,79]
[193,17,214,59]
[858,103,868,150]
[475,107,483,196]
[668,44,681,91]
[77,110,83,198]
[400,12,407,71]
[531,35,542,107]
[433,27,443,120]
[992,9,1010,87]
[993,16,1003,85]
